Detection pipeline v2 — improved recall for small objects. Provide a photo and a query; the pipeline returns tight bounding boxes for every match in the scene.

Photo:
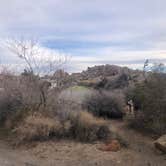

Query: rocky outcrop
[81,65,127,79]
[154,135,166,153]
[73,64,144,84]
[42,65,144,89]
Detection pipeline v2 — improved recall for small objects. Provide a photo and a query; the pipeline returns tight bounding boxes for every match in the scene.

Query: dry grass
[69,111,110,142]
[13,111,110,144]
[13,112,63,143]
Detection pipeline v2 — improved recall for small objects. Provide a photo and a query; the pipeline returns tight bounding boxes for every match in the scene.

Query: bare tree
[5,38,68,75]
[4,38,68,109]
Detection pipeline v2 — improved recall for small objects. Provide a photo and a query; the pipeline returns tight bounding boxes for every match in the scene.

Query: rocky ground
[0,120,165,166]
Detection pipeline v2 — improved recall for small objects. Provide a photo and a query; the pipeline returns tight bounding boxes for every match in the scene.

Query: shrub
[13,111,110,143]
[0,72,110,143]
[126,73,166,135]
[13,112,63,143]
[0,77,23,124]
[84,91,124,119]
[0,72,57,126]
[68,111,110,142]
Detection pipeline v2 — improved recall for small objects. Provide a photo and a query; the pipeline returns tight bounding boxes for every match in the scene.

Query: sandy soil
[0,120,165,166]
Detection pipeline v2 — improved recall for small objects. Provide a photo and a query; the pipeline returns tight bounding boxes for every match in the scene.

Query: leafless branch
[5,38,68,75]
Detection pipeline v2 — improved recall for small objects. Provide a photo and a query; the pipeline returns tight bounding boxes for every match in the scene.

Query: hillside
[69,65,145,90]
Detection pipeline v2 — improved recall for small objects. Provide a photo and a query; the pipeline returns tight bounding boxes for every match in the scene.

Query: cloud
[0,0,166,72]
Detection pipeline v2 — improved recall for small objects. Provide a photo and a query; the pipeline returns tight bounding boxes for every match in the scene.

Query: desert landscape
[0,1,166,165]
[0,64,165,166]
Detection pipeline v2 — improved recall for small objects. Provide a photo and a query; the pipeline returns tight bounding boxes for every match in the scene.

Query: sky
[0,0,166,72]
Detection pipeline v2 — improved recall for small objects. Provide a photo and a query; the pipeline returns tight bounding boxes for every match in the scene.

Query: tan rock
[99,139,121,152]
[154,135,166,153]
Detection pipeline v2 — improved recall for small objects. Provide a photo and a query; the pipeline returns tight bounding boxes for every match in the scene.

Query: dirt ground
[0,120,165,166]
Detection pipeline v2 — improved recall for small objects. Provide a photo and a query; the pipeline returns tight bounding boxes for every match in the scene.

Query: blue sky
[0,0,166,72]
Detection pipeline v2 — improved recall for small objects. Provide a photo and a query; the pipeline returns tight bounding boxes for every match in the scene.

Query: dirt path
[0,140,39,166]
[0,120,165,166]
[109,120,166,166]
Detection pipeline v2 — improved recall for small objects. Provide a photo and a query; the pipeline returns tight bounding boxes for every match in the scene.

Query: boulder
[154,135,166,153]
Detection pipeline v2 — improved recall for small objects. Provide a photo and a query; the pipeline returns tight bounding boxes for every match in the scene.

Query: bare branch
[5,38,68,75]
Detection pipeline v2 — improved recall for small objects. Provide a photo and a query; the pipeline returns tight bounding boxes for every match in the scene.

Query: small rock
[99,139,121,152]
[154,134,166,153]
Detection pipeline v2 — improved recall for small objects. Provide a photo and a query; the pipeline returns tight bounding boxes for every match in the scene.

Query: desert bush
[0,74,23,124]
[84,91,124,119]
[126,73,166,135]
[0,92,22,124]
[0,75,34,126]
[13,112,64,143]
[13,111,110,143]
[68,111,110,142]
[0,71,110,143]
[0,71,56,126]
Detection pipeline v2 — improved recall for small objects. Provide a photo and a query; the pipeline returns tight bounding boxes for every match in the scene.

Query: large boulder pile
[81,65,124,79]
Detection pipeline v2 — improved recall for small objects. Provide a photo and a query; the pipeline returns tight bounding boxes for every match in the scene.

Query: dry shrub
[0,74,110,143]
[69,111,110,142]
[14,111,110,143]
[13,112,63,143]
[84,91,124,119]
[0,73,41,124]
[0,74,23,124]
[0,71,59,128]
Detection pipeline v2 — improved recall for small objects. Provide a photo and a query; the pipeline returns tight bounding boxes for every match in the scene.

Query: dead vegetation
[68,111,110,142]
[12,111,110,144]
[13,112,63,143]
[0,66,110,144]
